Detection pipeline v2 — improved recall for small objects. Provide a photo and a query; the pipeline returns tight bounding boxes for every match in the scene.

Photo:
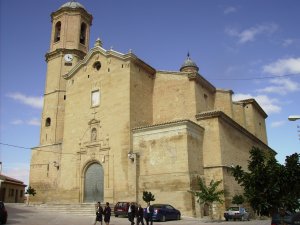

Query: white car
[224,206,250,221]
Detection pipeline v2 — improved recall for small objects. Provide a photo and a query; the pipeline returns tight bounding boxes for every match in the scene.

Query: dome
[180,53,199,72]
[59,1,85,10]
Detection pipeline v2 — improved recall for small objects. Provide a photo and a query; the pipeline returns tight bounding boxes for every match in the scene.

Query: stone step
[33,203,116,216]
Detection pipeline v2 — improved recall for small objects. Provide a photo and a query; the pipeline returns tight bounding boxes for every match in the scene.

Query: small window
[91,90,100,107]
[80,22,87,45]
[54,21,61,42]
[45,118,51,127]
[93,61,101,71]
[91,128,97,141]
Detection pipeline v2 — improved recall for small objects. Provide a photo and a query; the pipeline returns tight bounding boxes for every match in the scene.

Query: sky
[0,0,299,186]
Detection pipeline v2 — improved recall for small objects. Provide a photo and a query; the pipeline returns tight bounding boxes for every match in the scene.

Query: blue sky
[0,0,299,185]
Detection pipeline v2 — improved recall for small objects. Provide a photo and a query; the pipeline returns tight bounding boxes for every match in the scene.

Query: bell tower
[40,1,93,145]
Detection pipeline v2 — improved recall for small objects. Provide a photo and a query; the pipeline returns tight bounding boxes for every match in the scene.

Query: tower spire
[180,52,199,73]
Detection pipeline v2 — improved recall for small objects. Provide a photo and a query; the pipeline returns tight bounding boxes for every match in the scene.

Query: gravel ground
[6,203,271,225]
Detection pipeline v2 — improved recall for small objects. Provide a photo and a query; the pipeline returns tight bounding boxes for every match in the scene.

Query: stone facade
[29,1,275,219]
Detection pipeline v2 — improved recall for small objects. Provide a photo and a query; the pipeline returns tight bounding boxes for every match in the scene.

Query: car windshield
[152,204,165,209]
[227,207,239,211]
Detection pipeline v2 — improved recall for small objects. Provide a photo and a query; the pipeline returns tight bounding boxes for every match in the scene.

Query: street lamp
[288,115,300,121]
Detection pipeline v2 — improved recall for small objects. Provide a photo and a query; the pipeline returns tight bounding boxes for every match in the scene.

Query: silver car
[224,206,250,221]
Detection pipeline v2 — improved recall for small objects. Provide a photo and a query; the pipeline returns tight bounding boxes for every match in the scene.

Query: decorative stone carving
[78,118,110,153]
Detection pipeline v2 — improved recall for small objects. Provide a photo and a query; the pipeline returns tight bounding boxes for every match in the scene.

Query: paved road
[6,204,271,225]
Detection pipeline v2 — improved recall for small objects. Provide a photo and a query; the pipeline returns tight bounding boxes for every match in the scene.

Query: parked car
[271,211,300,225]
[146,204,181,222]
[0,201,7,224]
[114,202,137,217]
[224,206,250,221]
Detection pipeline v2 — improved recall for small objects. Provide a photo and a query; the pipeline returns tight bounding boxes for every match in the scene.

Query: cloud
[11,119,24,125]
[224,6,237,15]
[271,120,286,128]
[263,57,300,76]
[282,39,294,47]
[233,93,281,114]
[11,118,40,126]
[27,118,40,126]
[2,163,30,185]
[257,78,300,95]
[7,92,43,109]
[225,23,278,44]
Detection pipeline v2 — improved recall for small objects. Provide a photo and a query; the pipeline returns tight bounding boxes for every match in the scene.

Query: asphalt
[5,203,271,225]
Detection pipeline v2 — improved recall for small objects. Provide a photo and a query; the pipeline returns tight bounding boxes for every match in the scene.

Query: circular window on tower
[93,61,101,71]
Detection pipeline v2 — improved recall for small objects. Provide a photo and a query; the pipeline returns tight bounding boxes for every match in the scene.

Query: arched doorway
[84,163,104,202]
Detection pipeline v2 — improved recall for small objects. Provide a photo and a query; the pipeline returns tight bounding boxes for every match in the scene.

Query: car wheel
[161,215,166,222]
[115,214,119,217]
[177,214,181,220]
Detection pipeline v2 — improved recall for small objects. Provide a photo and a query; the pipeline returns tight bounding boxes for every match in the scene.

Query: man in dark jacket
[128,202,136,225]
[136,204,144,225]
[145,202,154,225]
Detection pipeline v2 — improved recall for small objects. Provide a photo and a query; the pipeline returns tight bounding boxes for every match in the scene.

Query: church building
[30,1,275,218]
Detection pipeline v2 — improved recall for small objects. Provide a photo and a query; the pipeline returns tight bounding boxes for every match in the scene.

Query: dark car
[148,204,181,222]
[271,211,300,225]
[0,201,7,224]
[114,202,137,217]
[224,206,250,221]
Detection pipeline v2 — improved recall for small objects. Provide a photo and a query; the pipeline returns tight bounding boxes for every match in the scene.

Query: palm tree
[189,177,224,219]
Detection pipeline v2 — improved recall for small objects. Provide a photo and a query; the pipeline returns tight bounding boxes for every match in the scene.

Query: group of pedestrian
[94,202,111,225]
[128,202,154,225]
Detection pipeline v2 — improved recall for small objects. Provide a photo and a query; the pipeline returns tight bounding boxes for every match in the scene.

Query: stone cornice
[156,70,216,93]
[188,73,216,93]
[132,119,204,133]
[63,46,156,79]
[196,110,275,154]
[156,70,185,75]
[44,90,66,96]
[216,88,234,95]
[31,143,62,150]
[45,49,86,62]
[234,98,268,118]
[51,8,93,25]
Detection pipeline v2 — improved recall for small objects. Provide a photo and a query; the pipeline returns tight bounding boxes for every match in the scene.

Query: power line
[0,142,75,155]
[0,142,31,149]
[209,73,300,81]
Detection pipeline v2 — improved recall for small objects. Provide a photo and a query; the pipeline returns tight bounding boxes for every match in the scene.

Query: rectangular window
[9,189,14,197]
[91,90,100,107]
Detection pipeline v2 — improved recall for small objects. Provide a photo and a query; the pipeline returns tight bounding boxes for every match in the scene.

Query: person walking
[94,202,103,225]
[128,202,136,225]
[145,202,154,225]
[103,202,111,225]
[136,204,145,225]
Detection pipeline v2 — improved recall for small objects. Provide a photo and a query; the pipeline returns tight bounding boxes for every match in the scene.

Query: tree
[142,191,155,204]
[231,146,300,216]
[25,186,36,205]
[189,177,224,219]
[231,194,245,206]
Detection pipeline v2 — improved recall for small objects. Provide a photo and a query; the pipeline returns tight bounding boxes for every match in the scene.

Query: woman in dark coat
[103,202,111,225]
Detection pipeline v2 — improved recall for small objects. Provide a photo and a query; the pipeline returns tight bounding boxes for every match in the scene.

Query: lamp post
[288,115,300,141]
[288,115,300,121]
